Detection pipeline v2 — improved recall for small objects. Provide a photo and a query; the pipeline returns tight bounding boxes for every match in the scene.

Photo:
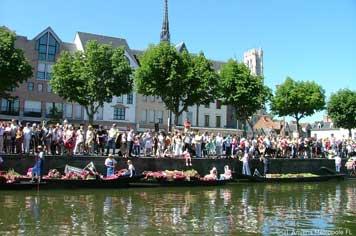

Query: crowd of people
[0,119,355,161]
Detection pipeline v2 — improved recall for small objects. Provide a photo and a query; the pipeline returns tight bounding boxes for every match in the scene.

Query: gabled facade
[73,32,138,128]
[0,27,78,123]
[1,27,139,128]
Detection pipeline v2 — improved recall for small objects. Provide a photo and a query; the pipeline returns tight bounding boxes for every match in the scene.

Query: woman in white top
[220,165,232,180]
[74,126,84,155]
[85,125,95,154]
[174,135,183,157]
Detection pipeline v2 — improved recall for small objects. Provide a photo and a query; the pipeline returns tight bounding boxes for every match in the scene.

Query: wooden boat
[0,181,48,190]
[241,174,345,183]
[129,178,228,188]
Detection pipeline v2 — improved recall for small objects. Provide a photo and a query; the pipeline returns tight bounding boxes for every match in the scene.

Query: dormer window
[36,32,59,62]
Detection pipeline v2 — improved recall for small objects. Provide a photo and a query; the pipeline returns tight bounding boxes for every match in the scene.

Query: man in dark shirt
[96,125,107,156]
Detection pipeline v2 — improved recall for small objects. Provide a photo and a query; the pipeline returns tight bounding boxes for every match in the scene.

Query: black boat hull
[240,174,345,183]
[0,182,47,190]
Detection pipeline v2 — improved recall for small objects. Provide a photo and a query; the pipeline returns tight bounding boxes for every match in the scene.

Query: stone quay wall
[0,155,348,176]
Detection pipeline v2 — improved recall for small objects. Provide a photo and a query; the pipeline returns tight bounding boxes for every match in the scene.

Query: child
[182,148,192,166]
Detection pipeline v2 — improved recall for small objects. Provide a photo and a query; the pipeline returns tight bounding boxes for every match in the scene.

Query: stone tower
[243,48,263,76]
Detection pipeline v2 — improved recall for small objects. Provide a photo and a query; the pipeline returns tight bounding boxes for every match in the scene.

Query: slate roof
[61,42,77,52]
[76,32,138,65]
[210,60,225,71]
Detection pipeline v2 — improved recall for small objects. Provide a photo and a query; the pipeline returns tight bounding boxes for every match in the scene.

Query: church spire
[160,0,170,42]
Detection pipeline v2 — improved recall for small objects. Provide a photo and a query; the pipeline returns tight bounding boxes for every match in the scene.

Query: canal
[0,181,354,235]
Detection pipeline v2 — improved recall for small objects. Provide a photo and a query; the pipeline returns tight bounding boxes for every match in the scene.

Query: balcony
[0,106,20,116]
[23,108,42,118]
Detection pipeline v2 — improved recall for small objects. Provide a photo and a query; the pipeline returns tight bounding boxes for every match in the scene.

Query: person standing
[23,123,32,154]
[106,124,118,156]
[127,129,134,157]
[120,132,128,158]
[215,133,223,157]
[105,154,117,177]
[0,122,4,153]
[96,125,107,156]
[194,132,203,158]
[241,151,251,176]
[15,126,24,154]
[85,125,95,155]
[335,153,342,173]
[74,125,84,155]
[31,146,45,182]
[64,125,75,155]
[10,119,18,154]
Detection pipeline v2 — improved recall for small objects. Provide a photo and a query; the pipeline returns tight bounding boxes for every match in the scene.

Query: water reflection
[0,181,354,235]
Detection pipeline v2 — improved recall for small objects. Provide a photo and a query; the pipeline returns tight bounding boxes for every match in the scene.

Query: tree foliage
[0,26,32,97]
[51,40,133,124]
[327,89,356,137]
[271,77,325,135]
[219,59,271,133]
[134,42,219,125]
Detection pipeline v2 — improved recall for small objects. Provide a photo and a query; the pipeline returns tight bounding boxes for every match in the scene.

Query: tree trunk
[85,106,94,125]
[247,118,255,137]
[174,113,179,126]
[196,105,199,127]
[349,128,352,138]
[243,120,247,137]
[296,118,301,138]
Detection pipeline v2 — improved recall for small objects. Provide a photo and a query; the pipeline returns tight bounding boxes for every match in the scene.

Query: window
[204,103,210,108]
[37,71,45,80]
[148,110,155,123]
[117,96,123,103]
[156,111,163,124]
[216,116,221,128]
[24,100,42,117]
[186,112,193,123]
[216,100,221,109]
[141,110,147,123]
[0,98,19,116]
[204,115,210,127]
[113,108,125,120]
[64,103,73,118]
[45,102,63,118]
[127,93,133,104]
[37,32,59,62]
[27,82,34,91]
[74,104,83,119]
[37,83,43,92]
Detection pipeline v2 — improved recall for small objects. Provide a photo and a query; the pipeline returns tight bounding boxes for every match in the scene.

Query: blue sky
[1,0,355,122]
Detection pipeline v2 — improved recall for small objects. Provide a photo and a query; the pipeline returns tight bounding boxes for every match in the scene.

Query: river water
[0,181,354,235]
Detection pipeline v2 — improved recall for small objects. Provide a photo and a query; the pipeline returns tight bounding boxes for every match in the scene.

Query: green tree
[135,43,219,126]
[189,52,220,126]
[327,89,356,137]
[219,59,271,136]
[271,77,325,136]
[0,26,32,97]
[51,40,132,124]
